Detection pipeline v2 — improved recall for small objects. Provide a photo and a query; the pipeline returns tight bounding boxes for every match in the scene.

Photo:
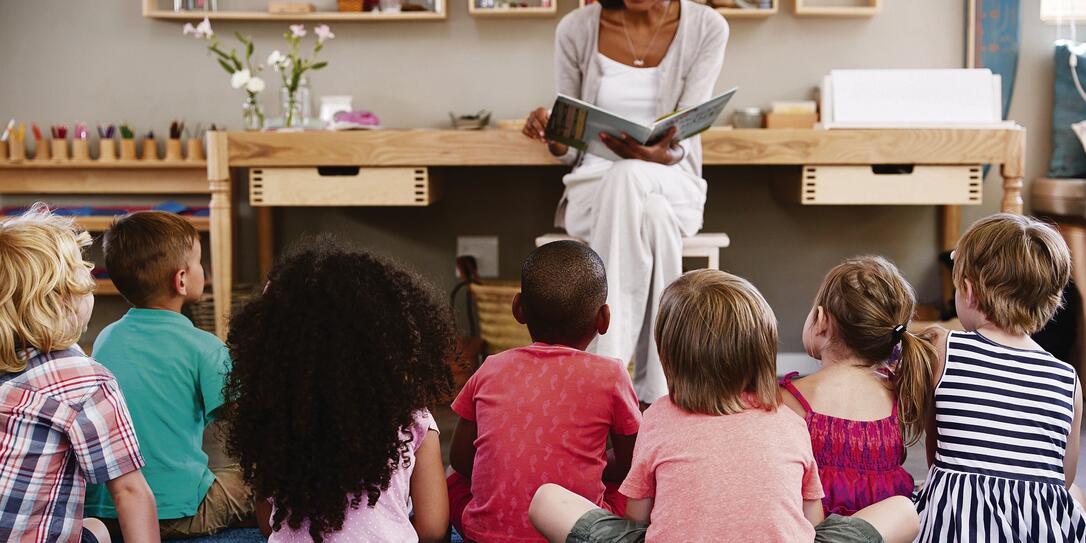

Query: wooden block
[268,1,316,13]
[765,112,818,129]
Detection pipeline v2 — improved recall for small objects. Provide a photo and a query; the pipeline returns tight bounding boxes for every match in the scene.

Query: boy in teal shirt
[85,211,253,538]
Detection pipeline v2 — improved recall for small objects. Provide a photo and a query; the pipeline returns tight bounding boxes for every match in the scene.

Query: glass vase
[280,87,302,129]
[242,94,265,131]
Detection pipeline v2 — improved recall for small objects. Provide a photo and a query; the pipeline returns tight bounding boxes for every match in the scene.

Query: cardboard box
[765,112,818,129]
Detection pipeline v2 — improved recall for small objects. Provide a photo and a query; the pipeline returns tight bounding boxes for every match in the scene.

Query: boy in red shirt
[447,240,642,543]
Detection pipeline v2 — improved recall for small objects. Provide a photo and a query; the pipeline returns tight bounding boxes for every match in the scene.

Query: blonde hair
[813,256,936,445]
[953,213,1071,335]
[655,269,779,415]
[0,204,95,373]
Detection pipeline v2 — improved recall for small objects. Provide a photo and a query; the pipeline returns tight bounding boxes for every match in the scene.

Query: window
[1043,0,1086,21]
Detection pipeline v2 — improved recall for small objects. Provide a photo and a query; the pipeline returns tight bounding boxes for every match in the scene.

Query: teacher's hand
[600,127,682,165]
[523,107,569,158]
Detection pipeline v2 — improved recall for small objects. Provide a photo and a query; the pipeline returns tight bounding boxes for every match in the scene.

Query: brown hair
[813,256,936,445]
[103,211,199,307]
[0,204,96,373]
[953,213,1071,335]
[655,269,779,415]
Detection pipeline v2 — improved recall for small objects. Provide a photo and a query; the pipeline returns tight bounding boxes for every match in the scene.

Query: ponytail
[893,329,938,446]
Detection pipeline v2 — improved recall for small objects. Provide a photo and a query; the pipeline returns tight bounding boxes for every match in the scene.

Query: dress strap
[778,371,813,415]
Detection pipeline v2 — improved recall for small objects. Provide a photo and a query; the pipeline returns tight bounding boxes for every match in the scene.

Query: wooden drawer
[801,165,982,205]
[250,167,431,206]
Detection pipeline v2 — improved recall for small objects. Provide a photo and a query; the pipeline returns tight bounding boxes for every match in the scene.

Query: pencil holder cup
[99,139,117,162]
[120,139,137,161]
[34,139,51,161]
[71,139,90,161]
[9,140,26,162]
[185,138,205,161]
[164,138,183,161]
[141,138,158,161]
[51,139,69,162]
[0,140,8,161]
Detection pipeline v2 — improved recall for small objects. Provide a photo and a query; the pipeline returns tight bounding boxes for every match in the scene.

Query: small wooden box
[268,2,316,13]
[250,167,433,206]
[766,112,818,129]
[800,165,982,205]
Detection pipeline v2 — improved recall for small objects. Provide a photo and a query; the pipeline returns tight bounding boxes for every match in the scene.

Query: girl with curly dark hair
[223,236,454,543]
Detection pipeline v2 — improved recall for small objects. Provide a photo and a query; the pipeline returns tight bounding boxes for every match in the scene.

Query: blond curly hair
[0,204,95,373]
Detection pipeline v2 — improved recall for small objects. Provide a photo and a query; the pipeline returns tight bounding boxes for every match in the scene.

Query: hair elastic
[891,323,907,343]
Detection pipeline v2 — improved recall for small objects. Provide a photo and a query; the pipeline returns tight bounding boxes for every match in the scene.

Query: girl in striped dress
[915,213,1086,542]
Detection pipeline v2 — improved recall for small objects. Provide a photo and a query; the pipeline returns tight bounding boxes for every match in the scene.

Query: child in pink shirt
[529,270,920,543]
[223,239,454,542]
[447,240,642,542]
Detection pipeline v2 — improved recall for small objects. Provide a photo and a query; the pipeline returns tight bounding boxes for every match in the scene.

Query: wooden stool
[534,232,731,270]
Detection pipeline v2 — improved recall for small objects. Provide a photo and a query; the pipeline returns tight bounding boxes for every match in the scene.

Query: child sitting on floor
[224,237,453,542]
[915,214,1086,541]
[84,211,252,538]
[0,204,158,543]
[447,240,642,542]
[780,256,934,515]
[528,269,919,543]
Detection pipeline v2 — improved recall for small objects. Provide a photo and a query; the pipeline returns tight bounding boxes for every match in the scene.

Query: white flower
[194,17,213,39]
[182,22,196,36]
[246,76,266,93]
[267,50,283,65]
[230,69,251,89]
[314,24,334,43]
[289,24,306,38]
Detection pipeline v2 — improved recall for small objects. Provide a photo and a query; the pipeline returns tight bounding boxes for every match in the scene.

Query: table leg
[256,207,274,280]
[939,205,961,313]
[207,132,233,340]
[1000,129,1026,214]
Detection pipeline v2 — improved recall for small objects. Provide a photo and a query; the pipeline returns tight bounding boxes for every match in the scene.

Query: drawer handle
[317,166,361,176]
[871,165,915,175]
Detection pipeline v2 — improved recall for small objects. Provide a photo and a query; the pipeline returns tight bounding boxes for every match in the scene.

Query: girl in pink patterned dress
[781,256,936,516]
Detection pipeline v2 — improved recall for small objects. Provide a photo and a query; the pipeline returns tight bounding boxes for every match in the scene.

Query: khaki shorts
[566,509,883,543]
[158,465,255,539]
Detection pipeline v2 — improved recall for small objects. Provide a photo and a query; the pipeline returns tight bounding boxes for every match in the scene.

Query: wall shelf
[794,0,879,17]
[142,0,446,21]
[96,279,120,296]
[716,4,777,18]
[469,4,557,17]
[74,215,210,232]
[578,0,777,19]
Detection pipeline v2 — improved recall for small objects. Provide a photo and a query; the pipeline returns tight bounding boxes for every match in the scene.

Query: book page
[649,88,737,143]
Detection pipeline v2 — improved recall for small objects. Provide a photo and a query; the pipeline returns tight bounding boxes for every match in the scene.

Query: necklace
[621,1,671,67]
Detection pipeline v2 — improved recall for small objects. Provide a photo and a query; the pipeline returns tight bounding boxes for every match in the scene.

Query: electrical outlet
[457,236,499,278]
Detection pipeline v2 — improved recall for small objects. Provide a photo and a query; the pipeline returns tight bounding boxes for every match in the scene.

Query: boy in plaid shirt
[0,205,158,543]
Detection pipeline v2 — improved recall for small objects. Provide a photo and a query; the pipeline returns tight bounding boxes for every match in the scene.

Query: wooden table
[206,126,1027,338]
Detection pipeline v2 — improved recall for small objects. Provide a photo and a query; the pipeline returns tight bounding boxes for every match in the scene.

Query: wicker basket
[468,281,532,355]
[185,284,257,335]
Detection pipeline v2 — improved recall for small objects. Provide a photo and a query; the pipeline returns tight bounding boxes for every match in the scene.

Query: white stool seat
[535,232,730,270]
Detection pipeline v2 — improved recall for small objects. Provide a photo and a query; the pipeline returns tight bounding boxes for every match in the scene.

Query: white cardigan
[552,0,729,177]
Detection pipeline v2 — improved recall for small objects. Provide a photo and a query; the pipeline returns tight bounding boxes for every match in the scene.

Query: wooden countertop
[221,127,1026,167]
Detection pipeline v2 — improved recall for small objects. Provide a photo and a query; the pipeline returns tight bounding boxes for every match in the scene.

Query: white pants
[561,160,707,403]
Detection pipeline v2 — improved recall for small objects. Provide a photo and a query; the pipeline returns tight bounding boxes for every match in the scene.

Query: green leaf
[310,61,327,70]
[217,59,235,74]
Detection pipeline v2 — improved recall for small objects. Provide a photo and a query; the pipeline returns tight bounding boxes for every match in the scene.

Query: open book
[545,87,737,161]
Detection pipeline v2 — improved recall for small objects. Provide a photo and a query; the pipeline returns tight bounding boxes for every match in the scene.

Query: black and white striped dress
[915,331,1086,542]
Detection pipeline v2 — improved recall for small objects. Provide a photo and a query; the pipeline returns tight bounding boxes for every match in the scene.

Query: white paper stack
[821,69,1013,129]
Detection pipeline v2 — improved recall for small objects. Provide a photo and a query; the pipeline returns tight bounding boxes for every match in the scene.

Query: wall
[0,0,1063,351]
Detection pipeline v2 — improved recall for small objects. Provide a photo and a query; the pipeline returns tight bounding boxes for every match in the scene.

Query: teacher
[523,0,728,404]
